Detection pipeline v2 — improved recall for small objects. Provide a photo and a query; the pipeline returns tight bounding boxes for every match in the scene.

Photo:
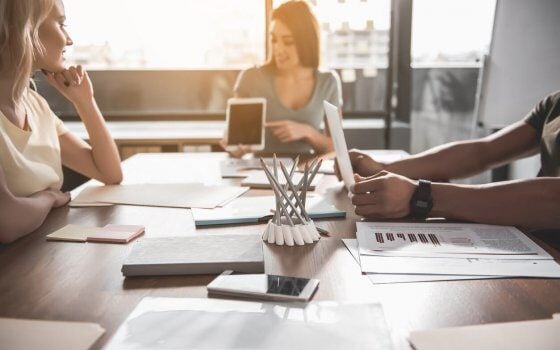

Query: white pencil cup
[262,217,320,246]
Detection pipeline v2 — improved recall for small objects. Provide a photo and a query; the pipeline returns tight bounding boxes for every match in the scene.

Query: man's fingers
[350,193,379,206]
[354,204,382,217]
[350,174,386,194]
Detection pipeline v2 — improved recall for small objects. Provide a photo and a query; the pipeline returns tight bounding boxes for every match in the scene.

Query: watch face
[416,200,429,208]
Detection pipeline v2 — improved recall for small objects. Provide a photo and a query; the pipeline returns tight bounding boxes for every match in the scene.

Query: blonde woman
[0,0,122,243]
[225,0,343,157]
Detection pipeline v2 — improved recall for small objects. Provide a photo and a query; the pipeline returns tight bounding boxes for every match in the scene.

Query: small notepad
[87,224,145,243]
[46,224,101,242]
[47,224,145,244]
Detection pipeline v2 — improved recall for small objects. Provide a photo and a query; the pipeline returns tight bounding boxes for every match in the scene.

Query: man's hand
[334,149,385,180]
[349,171,417,219]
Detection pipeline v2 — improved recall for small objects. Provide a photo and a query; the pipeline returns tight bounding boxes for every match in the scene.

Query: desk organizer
[260,156,322,246]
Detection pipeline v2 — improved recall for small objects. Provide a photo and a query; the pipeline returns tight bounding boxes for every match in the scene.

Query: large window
[63,0,265,69]
[273,0,391,70]
[46,0,393,118]
[412,0,496,65]
[274,0,392,115]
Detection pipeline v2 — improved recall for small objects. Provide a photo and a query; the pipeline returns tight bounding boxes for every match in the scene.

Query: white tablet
[323,100,355,190]
[225,97,266,151]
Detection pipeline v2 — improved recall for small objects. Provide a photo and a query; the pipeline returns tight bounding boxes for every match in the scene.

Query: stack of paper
[70,183,248,209]
[104,297,394,350]
[344,222,560,284]
[191,195,345,226]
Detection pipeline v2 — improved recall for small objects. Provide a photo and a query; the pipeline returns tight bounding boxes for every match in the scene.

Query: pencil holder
[259,155,322,246]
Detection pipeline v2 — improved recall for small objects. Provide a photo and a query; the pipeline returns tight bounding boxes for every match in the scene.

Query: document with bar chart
[356,222,552,259]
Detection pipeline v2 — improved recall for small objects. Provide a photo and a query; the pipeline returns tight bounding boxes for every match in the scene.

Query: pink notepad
[86,224,145,244]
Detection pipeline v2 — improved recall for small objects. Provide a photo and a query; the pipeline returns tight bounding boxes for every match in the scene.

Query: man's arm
[350,173,560,230]
[430,178,560,229]
[348,121,541,181]
[0,168,70,244]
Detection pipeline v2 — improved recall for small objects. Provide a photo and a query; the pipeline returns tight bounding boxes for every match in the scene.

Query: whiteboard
[478,0,560,128]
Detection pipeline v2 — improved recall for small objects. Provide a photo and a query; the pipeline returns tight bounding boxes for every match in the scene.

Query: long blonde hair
[0,0,55,101]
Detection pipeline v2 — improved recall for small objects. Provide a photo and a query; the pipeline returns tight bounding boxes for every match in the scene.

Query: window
[47,0,393,118]
[412,0,496,66]
[273,0,392,115]
[63,0,265,69]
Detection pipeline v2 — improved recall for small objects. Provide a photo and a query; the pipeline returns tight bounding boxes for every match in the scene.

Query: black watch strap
[409,179,433,220]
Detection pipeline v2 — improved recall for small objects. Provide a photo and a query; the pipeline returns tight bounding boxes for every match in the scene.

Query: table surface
[1,152,559,350]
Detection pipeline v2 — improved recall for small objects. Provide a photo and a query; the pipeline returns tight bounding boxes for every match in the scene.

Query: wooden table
[1,152,559,349]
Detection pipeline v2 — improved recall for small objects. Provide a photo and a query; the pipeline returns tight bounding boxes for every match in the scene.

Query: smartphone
[207,271,319,302]
[225,98,266,151]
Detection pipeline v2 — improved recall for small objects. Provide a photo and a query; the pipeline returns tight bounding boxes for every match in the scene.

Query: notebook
[121,234,264,277]
[192,195,345,226]
[86,224,145,243]
[47,224,145,244]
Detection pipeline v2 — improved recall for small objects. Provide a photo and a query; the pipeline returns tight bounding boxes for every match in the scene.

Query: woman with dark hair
[225,0,342,157]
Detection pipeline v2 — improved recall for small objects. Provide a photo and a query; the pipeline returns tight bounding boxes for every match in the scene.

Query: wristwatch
[409,179,433,220]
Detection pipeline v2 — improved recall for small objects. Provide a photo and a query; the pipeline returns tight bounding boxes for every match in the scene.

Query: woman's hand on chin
[42,65,94,107]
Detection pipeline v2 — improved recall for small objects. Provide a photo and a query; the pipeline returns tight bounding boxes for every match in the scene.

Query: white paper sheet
[359,255,560,277]
[105,297,394,350]
[356,222,552,259]
[409,318,560,350]
[341,239,500,284]
[70,183,248,209]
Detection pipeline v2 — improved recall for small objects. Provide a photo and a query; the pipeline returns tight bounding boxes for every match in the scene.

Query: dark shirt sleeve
[523,92,557,136]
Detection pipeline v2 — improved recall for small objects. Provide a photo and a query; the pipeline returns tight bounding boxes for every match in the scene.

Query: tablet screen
[228,103,264,145]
